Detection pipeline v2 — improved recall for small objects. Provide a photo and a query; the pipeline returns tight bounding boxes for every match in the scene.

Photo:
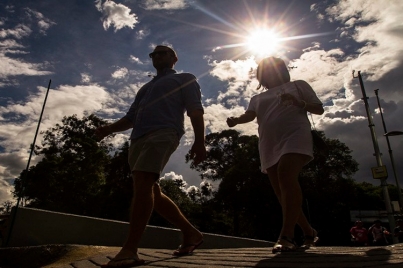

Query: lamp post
[374,89,403,214]
[353,71,396,242]
[384,129,403,213]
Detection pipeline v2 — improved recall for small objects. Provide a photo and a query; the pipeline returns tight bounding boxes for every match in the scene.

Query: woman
[226,57,324,253]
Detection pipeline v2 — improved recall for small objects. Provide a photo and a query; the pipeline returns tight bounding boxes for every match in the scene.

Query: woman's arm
[226,110,257,127]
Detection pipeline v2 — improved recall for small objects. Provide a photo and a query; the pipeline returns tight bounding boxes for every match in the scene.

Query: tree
[187,130,280,240]
[298,132,360,245]
[99,141,133,221]
[14,114,112,216]
[0,201,13,214]
[187,129,365,244]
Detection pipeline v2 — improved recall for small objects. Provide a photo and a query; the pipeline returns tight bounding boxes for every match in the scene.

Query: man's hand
[188,109,206,165]
[189,141,206,166]
[94,125,111,141]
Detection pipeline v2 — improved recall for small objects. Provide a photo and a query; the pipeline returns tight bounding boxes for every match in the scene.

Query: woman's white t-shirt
[247,80,323,173]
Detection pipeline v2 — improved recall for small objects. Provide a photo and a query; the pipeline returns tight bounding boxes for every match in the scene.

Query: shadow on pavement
[255,247,392,267]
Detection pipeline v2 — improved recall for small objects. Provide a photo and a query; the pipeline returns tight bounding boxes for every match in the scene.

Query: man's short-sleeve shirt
[124,69,203,140]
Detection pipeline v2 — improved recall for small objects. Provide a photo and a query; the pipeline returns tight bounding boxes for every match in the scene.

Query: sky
[1,0,403,205]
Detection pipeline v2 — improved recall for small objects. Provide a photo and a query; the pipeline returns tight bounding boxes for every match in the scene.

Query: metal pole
[374,89,403,213]
[353,71,397,242]
[4,79,52,247]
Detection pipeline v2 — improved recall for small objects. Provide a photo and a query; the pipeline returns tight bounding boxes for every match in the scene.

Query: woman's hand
[281,93,305,108]
[226,117,238,127]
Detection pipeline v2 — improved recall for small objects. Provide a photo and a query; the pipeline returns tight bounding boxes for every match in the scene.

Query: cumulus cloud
[136,29,150,40]
[289,46,349,102]
[25,8,56,34]
[142,0,188,10]
[0,24,31,39]
[0,53,52,79]
[81,73,92,83]
[209,57,258,106]
[304,0,403,183]
[111,67,129,79]
[161,171,188,190]
[129,55,143,64]
[95,0,139,32]
[0,7,55,86]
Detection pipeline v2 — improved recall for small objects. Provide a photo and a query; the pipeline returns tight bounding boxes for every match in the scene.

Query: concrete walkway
[1,244,403,268]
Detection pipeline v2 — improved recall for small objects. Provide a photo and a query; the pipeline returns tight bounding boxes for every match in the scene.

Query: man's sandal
[272,236,297,253]
[100,257,145,267]
[301,228,319,249]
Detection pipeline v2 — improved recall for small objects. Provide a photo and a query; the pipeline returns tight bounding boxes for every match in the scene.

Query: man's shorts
[128,128,179,176]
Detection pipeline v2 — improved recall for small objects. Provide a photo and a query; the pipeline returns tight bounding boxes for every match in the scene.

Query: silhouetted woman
[227,57,324,253]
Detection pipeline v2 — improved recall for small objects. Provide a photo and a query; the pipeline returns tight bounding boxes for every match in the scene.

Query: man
[96,45,206,267]
[394,219,403,243]
[350,221,368,246]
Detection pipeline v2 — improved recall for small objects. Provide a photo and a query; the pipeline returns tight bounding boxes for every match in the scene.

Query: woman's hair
[256,57,290,89]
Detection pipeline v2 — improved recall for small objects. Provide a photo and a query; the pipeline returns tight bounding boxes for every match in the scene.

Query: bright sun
[246,29,280,56]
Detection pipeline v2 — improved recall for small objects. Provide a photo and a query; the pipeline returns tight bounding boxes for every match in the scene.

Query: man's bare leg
[153,183,203,245]
[109,171,156,262]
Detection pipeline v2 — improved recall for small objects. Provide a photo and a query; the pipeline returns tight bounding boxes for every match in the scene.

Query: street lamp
[353,73,396,241]
[375,89,403,214]
[385,131,403,137]
[384,130,403,213]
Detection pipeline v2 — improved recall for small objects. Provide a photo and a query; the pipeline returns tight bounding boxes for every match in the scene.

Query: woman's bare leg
[266,153,313,239]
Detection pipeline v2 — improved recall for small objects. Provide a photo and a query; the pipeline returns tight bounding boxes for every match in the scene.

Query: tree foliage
[187,130,281,239]
[14,114,112,216]
[12,116,393,246]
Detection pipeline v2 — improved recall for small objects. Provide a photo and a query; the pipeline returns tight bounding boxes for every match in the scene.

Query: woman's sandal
[272,236,297,253]
[173,240,204,256]
[301,228,319,249]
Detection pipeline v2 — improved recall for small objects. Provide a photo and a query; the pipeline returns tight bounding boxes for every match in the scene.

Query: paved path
[52,244,403,268]
[1,244,403,267]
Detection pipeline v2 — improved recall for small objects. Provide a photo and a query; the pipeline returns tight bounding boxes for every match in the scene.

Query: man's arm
[94,117,133,141]
[189,109,206,165]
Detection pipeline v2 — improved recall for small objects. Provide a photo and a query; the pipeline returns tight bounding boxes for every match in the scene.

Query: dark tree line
[12,115,399,245]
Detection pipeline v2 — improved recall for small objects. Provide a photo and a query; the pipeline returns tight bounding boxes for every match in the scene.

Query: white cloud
[209,57,258,105]
[129,55,143,64]
[0,24,31,39]
[0,52,52,79]
[111,67,129,79]
[289,47,349,103]
[95,0,139,32]
[25,8,56,34]
[0,8,56,85]
[161,171,188,190]
[81,73,92,83]
[136,29,150,40]
[142,0,188,10]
